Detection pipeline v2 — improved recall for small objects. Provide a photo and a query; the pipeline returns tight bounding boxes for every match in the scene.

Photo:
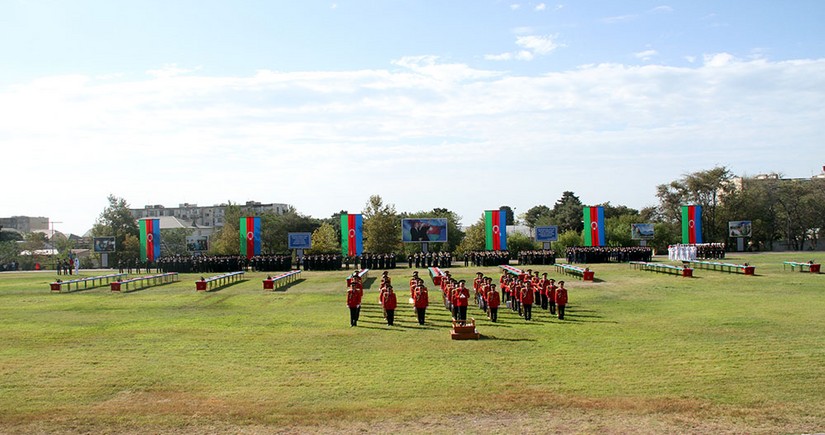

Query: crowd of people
[346,266,572,328]
[565,246,653,264]
[517,250,556,265]
[695,243,727,259]
[406,251,452,268]
[300,254,342,271]
[464,251,510,267]
[356,252,398,269]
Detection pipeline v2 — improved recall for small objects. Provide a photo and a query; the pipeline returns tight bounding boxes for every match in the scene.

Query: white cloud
[510,4,520,10]
[516,35,561,55]
[650,5,673,13]
[634,49,658,61]
[603,14,637,23]
[487,34,562,61]
[3,57,824,234]
[535,3,546,11]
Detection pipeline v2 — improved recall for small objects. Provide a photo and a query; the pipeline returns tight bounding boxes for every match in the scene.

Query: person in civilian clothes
[384,285,398,326]
[487,284,500,323]
[346,284,363,327]
[555,280,568,320]
[414,284,428,325]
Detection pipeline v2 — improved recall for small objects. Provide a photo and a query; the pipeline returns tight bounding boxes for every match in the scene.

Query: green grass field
[1,252,823,434]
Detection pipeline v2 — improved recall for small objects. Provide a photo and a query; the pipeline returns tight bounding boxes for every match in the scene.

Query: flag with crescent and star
[340,213,363,257]
[681,205,703,244]
[239,216,261,259]
[484,209,507,251]
[139,218,161,262]
[582,206,605,247]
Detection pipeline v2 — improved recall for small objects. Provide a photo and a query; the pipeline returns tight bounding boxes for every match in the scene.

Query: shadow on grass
[120,280,177,294]
[204,279,248,293]
[479,334,536,342]
[269,278,305,292]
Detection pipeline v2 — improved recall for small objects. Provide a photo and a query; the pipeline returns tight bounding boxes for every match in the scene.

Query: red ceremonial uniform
[347,288,362,308]
[555,287,568,305]
[384,292,397,310]
[455,286,469,307]
[488,290,500,308]
[414,289,429,308]
[521,286,534,305]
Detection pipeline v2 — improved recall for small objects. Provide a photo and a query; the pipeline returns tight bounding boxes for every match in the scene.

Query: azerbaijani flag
[239,216,261,259]
[582,206,605,247]
[340,213,363,257]
[681,205,703,244]
[484,209,507,251]
[139,219,161,262]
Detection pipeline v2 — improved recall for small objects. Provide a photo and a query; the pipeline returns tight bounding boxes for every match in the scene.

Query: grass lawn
[1,252,823,434]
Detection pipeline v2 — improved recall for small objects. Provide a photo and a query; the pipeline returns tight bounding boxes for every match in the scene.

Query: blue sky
[2,1,824,235]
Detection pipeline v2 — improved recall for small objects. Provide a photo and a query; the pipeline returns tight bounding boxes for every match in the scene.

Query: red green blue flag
[681,205,703,244]
[583,206,605,247]
[139,219,161,262]
[239,216,261,259]
[484,209,507,251]
[340,214,363,257]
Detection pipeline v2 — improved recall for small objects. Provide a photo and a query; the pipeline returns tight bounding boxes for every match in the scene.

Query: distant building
[732,165,825,191]
[0,216,49,234]
[130,201,289,228]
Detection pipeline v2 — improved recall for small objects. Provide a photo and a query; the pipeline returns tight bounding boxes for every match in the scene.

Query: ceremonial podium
[451,318,480,340]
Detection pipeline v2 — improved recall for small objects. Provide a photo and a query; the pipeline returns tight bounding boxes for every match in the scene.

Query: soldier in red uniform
[555,280,568,320]
[346,284,363,327]
[413,284,429,325]
[487,284,500,322]
[455,280,470,324]
[384,285,398,326]
[521,280,534,321]
[539,272,550,311]
[547,278,557,316]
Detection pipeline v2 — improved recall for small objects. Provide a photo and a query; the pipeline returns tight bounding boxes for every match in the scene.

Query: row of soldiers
[495,269,569,320]
[300,254,342,271]
[695,243,726,259]
[407,251,452,269]
[517,250,556,265]
[465,251,510,267]
[154,255,245,273]
[356,252,398,270]
[565,246,653,264]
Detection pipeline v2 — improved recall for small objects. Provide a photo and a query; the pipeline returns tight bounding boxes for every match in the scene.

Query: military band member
[555,280,568,320]
[487,284,500,322]
[455,280,469,324]
[346,284,363,327]
[414,284,429,325]
[384,285,397,326]
[547,278,557,315]
[521,280,534,321]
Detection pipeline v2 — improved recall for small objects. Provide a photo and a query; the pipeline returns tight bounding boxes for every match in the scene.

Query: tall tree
[208,201,243,255]
[362,195,400,253]
[92,195,139,264]
[309,222,339,253]
[456,214,486,254]
[523,205,551,229]
[499,205,516,225]
[552,191,584,234]
[656,166,735,242]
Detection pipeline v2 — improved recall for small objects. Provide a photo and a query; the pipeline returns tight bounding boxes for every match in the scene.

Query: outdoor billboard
[729,220,753,238]
[288,232,313,249]
[401,218,448,243]
[535,225,559,242]
[93,237,116,253]
[631,223,655,240]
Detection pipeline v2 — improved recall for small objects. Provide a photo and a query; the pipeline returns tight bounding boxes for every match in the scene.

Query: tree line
[3,166,822,270]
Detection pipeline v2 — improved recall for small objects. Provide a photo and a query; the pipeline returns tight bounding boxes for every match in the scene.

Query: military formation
[407,251,452,268]
[465,250,510,267]
[565,246,653,263]
[347,265,573,328]
[516,249,556,265]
